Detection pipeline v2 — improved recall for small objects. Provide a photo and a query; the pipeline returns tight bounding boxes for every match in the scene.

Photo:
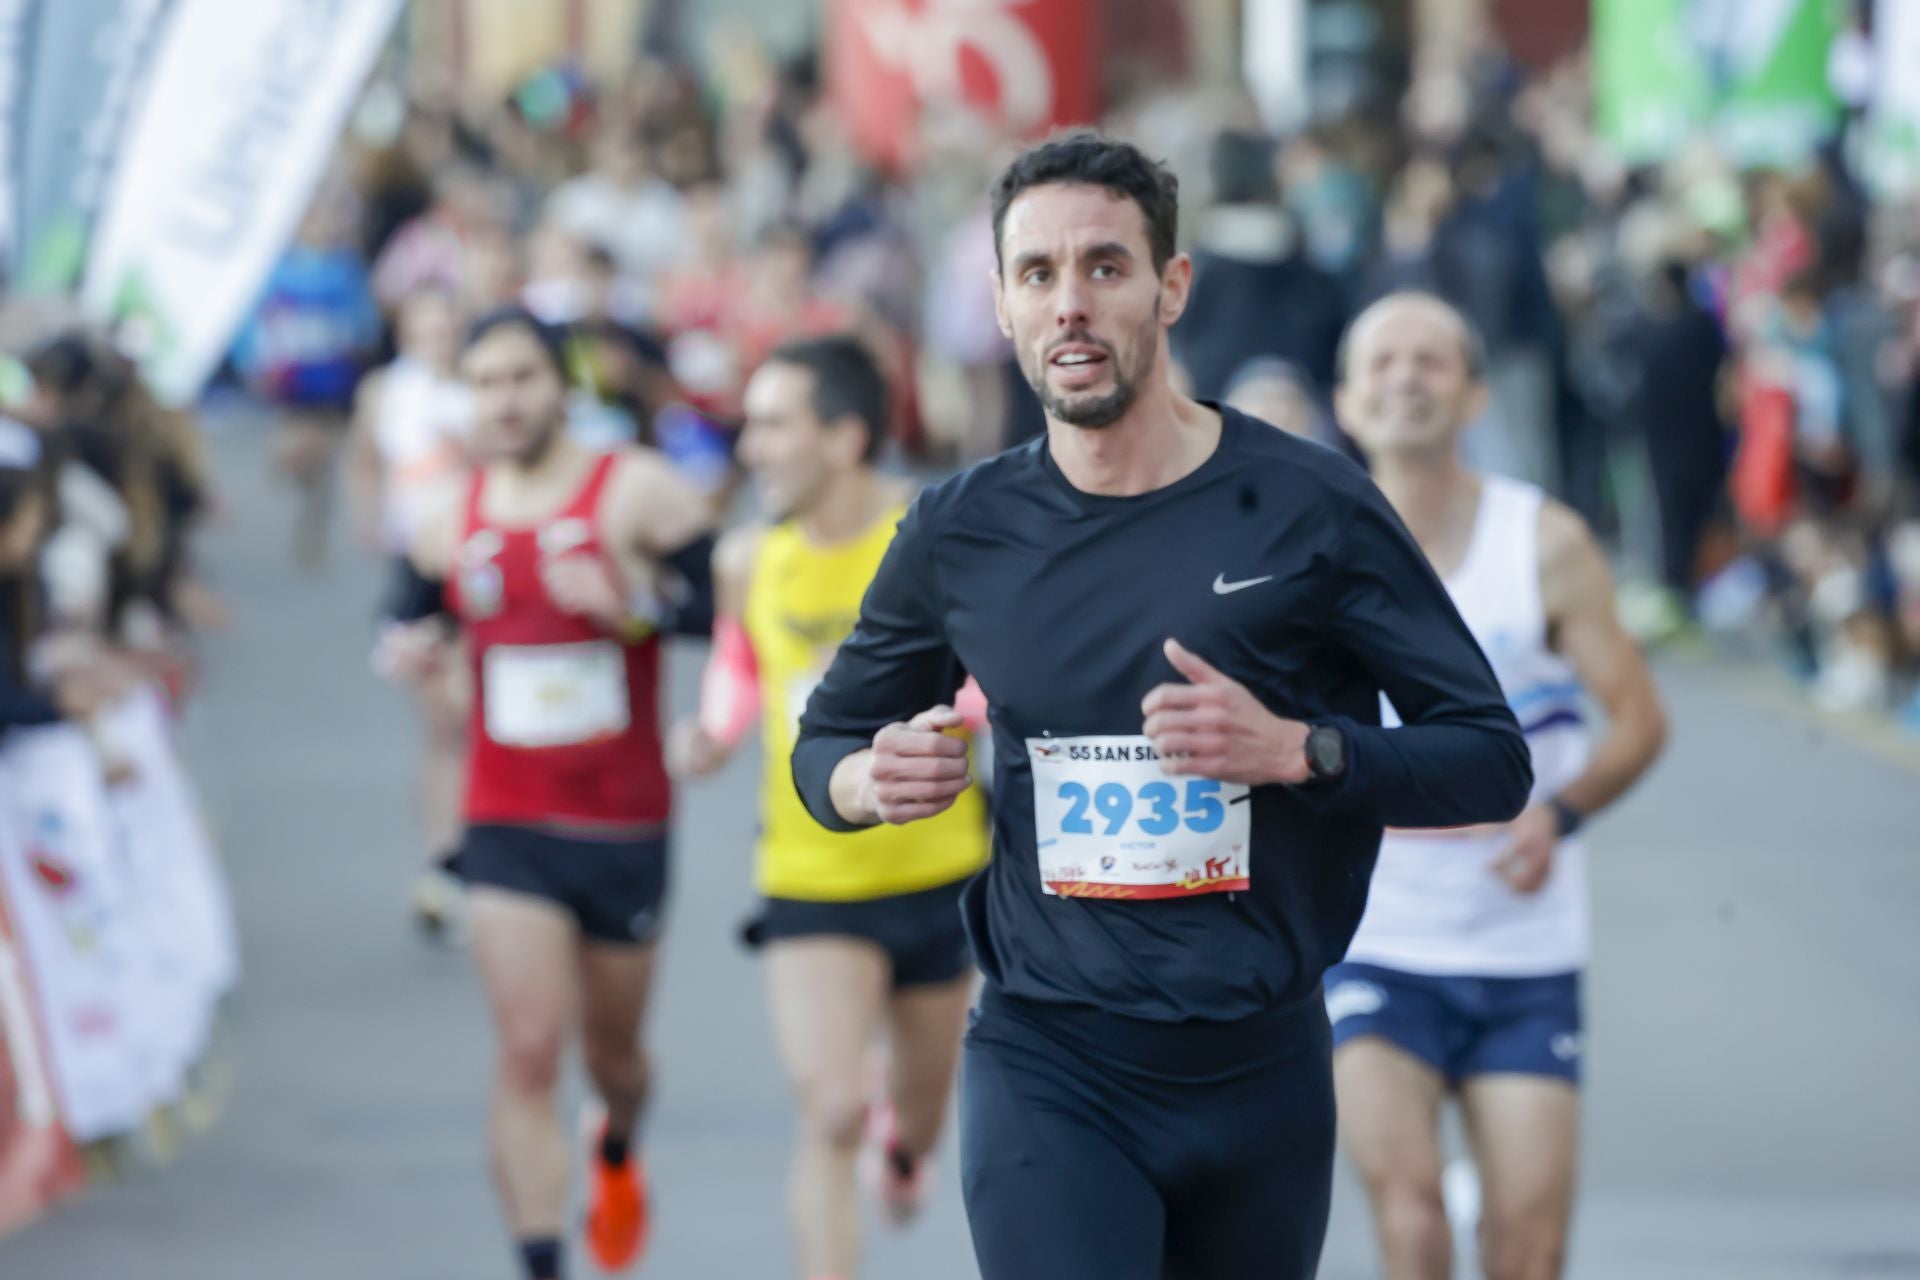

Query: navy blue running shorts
[1324,960,1583,1085]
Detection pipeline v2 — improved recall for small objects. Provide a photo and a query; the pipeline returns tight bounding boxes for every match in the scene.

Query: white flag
[79,0,404,405]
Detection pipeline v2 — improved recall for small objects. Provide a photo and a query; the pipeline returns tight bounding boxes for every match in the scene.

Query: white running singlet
[1344,476,1591,977]
[375,356,473,551]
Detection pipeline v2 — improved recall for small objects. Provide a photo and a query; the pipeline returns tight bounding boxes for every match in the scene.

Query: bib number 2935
[1055,779,1225,837]
[1028,735,1250,900]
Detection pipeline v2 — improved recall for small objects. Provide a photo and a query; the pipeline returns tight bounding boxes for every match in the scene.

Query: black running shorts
[741,876,973,989]
[455,824,669,945]
[961,985,1335,1280]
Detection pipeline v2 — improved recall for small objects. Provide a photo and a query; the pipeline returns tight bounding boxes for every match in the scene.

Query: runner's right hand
[866,706,971,825]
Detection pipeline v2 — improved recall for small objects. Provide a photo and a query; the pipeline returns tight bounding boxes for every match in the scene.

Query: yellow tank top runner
[744,505,989,901]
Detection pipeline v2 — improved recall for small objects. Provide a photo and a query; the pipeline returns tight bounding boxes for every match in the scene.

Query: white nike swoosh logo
[1213,574,1274,595]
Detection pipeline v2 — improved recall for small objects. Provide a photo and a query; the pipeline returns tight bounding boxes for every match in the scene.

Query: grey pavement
[4,423,1918,1279]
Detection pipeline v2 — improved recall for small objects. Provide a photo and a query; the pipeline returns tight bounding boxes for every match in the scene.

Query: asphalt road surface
[5,423,1918,1279]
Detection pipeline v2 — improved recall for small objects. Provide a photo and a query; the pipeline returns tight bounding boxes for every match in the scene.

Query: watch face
[1310,728,1342,775]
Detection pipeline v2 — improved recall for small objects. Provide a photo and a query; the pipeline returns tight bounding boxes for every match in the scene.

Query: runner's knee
[1373,1176,1450,1261]
[497,1007,565,1096]
[793,1075,868,1150]
[1479,1206,1565,1280]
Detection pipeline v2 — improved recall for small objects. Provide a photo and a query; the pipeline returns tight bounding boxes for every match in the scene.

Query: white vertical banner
[79,0,405,405]
[0,727,150,1141]
[1242,0,1309,136]
[1869,0,1920,194]
[0,0,40,279]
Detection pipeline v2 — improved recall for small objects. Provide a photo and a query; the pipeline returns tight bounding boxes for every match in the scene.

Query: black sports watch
[1547,795,1585,838]
[1304,725,1347,782]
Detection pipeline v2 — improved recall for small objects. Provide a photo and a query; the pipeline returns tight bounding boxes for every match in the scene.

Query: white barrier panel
[98,687,238,1088]
[0,687,237,1144]
[0,725,151,1141]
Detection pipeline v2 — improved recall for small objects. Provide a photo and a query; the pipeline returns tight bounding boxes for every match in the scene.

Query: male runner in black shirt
[792,132,1531,1280]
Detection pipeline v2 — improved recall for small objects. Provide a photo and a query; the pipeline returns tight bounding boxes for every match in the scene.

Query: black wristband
[656,532,717,638]
[383,558,448,624]
[1547,795,1585,838]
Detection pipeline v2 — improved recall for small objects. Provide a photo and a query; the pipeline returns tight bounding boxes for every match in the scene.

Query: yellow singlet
[744,506,989,901]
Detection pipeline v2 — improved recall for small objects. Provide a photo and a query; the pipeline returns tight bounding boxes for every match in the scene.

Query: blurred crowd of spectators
[9,17,1920,749]
[0,330,217,753]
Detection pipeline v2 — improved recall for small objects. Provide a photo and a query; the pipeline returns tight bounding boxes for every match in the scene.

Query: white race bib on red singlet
[1027,735,1251,899]
[483,642,629,748]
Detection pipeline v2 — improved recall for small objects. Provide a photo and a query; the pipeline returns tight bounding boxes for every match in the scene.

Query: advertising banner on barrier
[0,888,83,1235]
[0,727,148,1142]
[826,0,1099,174]
[79,0,405,405]
[100,688,238,1078]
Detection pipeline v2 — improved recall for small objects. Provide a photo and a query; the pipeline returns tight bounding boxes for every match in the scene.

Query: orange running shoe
[583,1109,649,1272]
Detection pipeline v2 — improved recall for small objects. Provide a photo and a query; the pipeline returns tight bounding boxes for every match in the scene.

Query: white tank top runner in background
[1344,476,1593,977]
[376,357,474,551]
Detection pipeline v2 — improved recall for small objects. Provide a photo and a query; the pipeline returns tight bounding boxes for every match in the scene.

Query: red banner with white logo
[827,0,1101,173]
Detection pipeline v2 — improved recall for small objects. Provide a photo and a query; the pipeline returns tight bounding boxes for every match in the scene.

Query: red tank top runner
[448,452,670,830]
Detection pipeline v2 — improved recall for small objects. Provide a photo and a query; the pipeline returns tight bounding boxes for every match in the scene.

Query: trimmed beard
[1026,303,1162,430]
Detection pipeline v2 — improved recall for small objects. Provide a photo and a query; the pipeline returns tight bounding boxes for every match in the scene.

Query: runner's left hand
[666,717,730,780]
[1489,805,1558,894]
[540,554,628,631]
[1142,639,1309,786]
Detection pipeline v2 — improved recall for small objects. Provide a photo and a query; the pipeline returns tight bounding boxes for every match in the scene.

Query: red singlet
[447,452,669,829]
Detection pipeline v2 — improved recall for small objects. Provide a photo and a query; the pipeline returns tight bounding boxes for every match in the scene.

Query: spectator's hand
[92,652,144,701]
[1489,805,1558,895]
[1798,436,1851,476]
[173,578,232,633]
[540,554,630,632]
[866,706,972,825]
[53,669,111,721]
[1143,639,1309,786]
[97,749,139,788]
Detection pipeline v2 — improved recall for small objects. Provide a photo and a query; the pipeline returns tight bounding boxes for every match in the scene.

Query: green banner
[1714,0,1842,167]
[1595,0,1709,165]
[1596,0,1841,168]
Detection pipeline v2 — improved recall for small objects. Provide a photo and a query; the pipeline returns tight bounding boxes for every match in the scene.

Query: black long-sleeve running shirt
[794,408,1531,1024]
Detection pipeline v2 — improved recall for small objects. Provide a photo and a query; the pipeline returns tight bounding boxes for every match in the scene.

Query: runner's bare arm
[1538,501,1668,818]
[712,523,761,621]
[408,490,461,582]
[603,448,718,636]
[670,526,764,779]
[372,493,462,685]
[345,369,386,551]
